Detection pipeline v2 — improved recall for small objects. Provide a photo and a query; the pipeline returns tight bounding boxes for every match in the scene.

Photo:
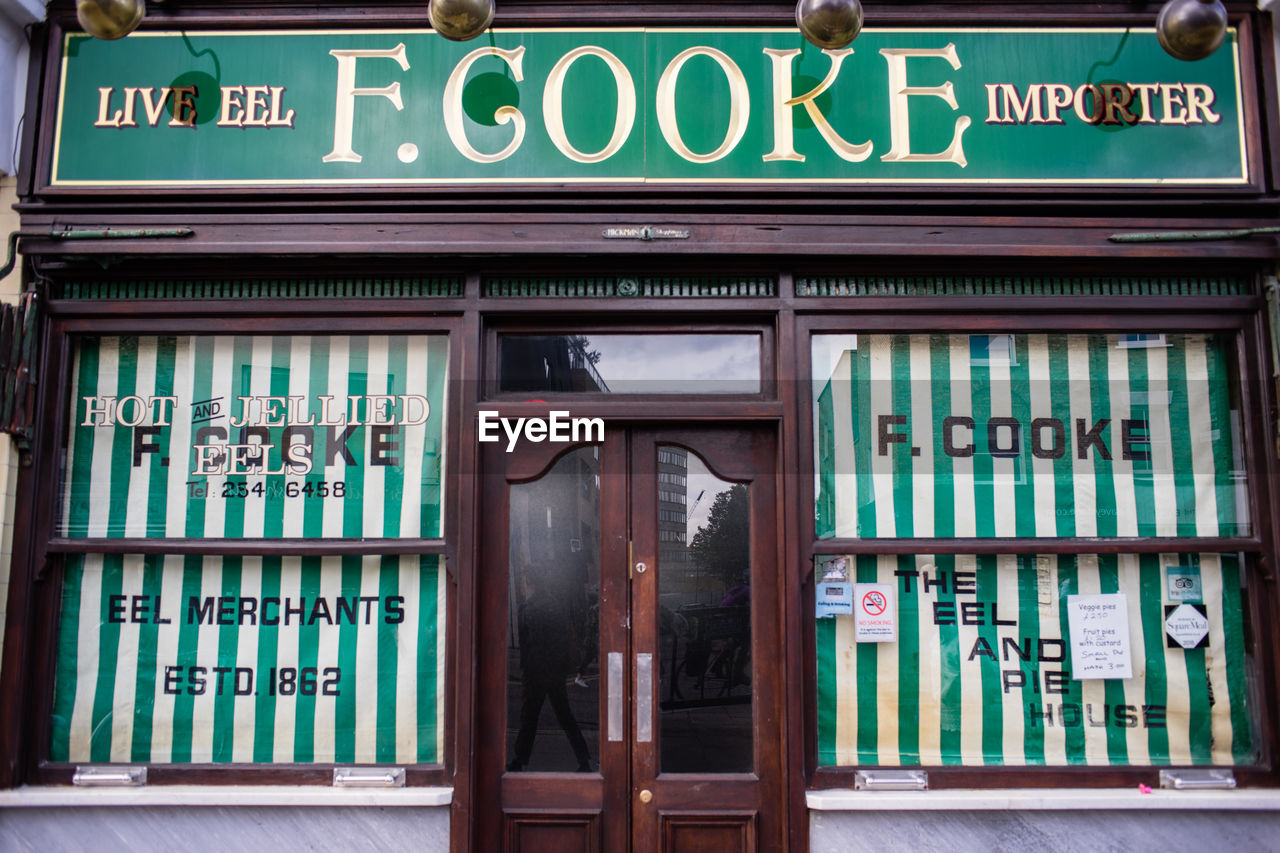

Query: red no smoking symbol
[861,591,887,616]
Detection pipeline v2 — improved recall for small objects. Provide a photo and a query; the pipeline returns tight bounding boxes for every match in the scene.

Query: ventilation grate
[796,276,1251,298]
[59,278,464,300]
[484,276,775,298]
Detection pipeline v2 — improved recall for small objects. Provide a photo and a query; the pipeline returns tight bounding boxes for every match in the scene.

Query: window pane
[59,334,448,539]
[49,553,444,765]
[506,447,600,773]
[657,446,753,774]
[812,333,1250,538]
[499,334,760,394]
[814,553,1257,767]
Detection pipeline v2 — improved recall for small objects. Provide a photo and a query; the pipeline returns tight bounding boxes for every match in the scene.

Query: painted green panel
[52,28,1246,187]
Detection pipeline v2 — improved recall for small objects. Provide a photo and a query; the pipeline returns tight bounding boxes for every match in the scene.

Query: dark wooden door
[475,425,783,853]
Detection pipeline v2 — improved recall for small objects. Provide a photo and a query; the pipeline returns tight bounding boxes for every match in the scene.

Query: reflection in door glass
[506,447,600,773]
[657,446,753,773]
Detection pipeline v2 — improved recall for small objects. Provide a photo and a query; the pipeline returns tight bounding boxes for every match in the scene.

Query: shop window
[42,331,451,778]
[812,333,1249,539]
[50,553,445,766]
[497,333,761,394]
[59,334,448,539]
[814,552,1255,767]
[809,331,1261,773]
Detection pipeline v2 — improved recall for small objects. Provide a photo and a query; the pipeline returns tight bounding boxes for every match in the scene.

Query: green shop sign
[52,27,1248,188]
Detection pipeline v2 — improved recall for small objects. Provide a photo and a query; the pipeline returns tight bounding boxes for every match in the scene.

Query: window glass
[59,334,448,539]
[814,553,1256,767]
[657,446,753,773]
[499,334,760,394]
[50,553,444,765]
[506,447,600,773]
[812,333,1250,539]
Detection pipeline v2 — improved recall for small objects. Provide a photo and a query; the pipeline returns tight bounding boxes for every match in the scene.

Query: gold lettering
[218,85,246,127]
[1159,83,1188,125]
[543,46,635,164]
[1129,83,1160,123]
[879,44,970,166]
[443,45,526,164]
[323,43,410,164]
[139,87,173,126]
[1073,84,1103,124]
[1100,83,1138,125]
[243,85,271,127]
[1044,84,1073,124]
[119,87,140,127]
[267,87,296,127]
[94,87,123,128]
[168,86,198,128]
[763,47,871,163]
[656,46,749,164]
[1184,84,1220,124]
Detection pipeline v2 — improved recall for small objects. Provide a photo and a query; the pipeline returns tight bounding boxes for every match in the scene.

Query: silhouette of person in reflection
[507,564,593,773]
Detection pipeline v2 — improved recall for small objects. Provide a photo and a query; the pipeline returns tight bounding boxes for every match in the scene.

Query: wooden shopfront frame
[1,3,1279,852]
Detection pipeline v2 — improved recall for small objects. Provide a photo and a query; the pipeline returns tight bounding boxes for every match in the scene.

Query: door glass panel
[498,334,761,394]
[506,447,600,772]
[657,446,753,773]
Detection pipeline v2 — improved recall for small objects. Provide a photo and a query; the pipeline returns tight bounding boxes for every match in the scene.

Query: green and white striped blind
[814,333,1248,539]
[51,553,445,765]
[60,334,448,539]
[816,553,1255,767]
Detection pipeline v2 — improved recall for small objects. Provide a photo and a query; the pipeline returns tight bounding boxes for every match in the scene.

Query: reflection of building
[500,336,609,393]
[657,447,697,601]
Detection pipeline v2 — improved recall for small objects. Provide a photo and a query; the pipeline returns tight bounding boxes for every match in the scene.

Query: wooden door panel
[505,810,602,853]
[660,811,757,853]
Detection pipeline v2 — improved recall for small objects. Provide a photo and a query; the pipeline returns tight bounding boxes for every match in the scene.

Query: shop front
[2,2,1280,850]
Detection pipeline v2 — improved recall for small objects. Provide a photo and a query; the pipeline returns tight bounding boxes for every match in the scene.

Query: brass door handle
[639,789,653,804]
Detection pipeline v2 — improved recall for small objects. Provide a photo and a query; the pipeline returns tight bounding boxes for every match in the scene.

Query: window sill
[806,788,1280,812]
[0,785,452,809]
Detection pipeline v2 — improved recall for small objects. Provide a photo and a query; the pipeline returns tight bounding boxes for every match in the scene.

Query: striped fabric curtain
[60,334,447,539]
[51,554,445,765]
[815,333,1246,539]
[812,333,1255,767]
[816,553,1254,767]
[51,334,449,765]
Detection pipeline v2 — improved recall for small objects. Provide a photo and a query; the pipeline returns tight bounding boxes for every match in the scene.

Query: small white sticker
[853,583,896,643]
[816,582,853,618]
[1165,603,1210,650]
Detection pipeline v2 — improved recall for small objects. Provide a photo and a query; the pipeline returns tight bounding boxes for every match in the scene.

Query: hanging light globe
[429,0,495,42]
[1156,0,1228,61]
[796,0,863,51]
[76,0,145,40]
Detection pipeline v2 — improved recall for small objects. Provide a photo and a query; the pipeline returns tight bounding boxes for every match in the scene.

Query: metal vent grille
[484,277,775,298]
[59,278,464,300]
[795,276,1251,298]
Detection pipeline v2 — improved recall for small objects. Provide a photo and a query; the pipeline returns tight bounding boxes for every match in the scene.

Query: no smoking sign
[854,583,897,643]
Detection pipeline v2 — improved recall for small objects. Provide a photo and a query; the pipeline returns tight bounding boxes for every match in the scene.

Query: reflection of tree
[689,485,748,588]
[566,335,601,365]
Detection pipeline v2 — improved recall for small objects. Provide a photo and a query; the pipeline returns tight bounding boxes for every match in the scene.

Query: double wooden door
[475,425,783,851]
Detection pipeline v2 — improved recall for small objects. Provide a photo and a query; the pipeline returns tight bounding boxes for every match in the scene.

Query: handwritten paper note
[1067,593,1134,680]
